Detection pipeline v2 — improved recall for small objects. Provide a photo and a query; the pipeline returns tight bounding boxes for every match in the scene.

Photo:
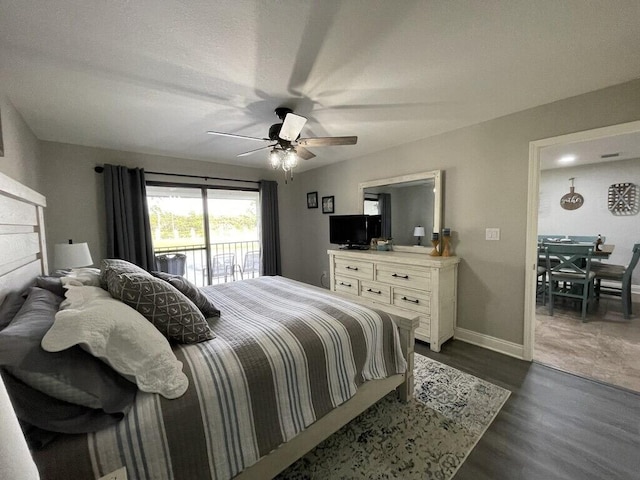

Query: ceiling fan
[206,107,357,177]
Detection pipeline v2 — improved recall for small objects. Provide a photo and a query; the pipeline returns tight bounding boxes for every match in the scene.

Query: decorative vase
[430,239,441,256]
[442,228,452,257]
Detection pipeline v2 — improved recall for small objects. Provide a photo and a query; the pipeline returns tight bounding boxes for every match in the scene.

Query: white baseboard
[454,327,525,360]
[454,284,639,360]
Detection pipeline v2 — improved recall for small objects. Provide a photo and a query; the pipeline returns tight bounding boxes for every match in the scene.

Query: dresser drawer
[334,257,374,280]
[376,263,431,291]
[334,275,359,296]
[392,286,431,315]
[360,280,391,303]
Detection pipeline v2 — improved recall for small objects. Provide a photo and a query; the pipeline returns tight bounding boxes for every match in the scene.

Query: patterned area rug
[277,354,510,479]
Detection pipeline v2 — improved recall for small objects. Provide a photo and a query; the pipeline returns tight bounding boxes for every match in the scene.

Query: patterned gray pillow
[109,273,214,344]
[151,271,221,318]
[100,258,149,290]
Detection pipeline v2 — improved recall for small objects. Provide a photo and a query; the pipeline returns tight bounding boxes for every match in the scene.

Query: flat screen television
[329,214,381,249]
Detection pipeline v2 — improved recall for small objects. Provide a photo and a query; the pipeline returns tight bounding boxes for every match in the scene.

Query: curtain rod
[93,166,261,184]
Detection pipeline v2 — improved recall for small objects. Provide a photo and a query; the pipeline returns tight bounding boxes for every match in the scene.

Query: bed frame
[0,170,418,479]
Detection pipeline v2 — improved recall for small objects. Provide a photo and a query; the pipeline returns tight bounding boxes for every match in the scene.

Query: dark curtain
[103,164,155,270]
[260,180,281,276]
[379,193,392,239]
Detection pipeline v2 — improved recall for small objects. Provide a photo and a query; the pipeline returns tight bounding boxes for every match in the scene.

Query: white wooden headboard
[0,171,48,304]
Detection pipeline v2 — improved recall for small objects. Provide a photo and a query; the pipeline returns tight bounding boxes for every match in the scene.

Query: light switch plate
[98,467,127,480]
[486,228,500,241]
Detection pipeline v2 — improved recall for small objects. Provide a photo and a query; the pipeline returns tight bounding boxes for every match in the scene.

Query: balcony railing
[153,240,260,288]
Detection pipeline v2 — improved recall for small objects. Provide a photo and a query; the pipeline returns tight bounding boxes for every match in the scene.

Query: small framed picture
[322,195,335,214]
[307,191,318,209]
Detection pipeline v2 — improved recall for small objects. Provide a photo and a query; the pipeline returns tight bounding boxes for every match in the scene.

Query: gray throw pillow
[109,273,215,344]
[0,287,137,433]
[151,271,221,318]
[0,291,27,330]
[34,275,66,298]
[2,371,127,437]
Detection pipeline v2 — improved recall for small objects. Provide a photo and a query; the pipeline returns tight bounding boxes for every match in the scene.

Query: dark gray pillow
[151,271,221,318]
[2,371,128,437]
[35,275,66,298]
[0,291,27,330]
[109,272,214,344]
[0,287,137,432]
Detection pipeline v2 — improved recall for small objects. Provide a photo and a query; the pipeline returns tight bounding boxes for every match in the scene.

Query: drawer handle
[367,288,382,295]
[401,296,419,304]
[339,281,352,287]
[345,266,359,271]
[392,273,409,279]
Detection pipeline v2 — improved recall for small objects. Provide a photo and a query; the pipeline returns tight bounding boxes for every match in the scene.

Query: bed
[0,171,418,480]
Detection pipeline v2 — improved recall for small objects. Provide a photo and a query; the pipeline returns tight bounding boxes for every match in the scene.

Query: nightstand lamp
[413,226,426,246]
[54,239,93,270]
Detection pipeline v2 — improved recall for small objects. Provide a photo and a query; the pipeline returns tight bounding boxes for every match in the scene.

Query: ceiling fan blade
[207,131,270,142]
[296,147,316,160]
[237,144,276,157]
[297,136,358,147]
[279,113,307,141]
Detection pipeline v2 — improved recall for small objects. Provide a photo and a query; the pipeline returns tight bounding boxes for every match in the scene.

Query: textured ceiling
[1,0,640,172]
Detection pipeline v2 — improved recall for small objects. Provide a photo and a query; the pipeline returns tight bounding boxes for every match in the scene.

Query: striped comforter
[34,276,407,480]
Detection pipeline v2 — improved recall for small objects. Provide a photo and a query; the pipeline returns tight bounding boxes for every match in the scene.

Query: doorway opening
[524,120,640,392]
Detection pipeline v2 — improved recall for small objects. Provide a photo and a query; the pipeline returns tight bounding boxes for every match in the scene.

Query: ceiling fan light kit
[206,106,357,181]
[269,147,299,171]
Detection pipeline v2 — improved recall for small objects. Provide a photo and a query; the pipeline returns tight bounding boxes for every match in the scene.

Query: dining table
[538,242,615,260]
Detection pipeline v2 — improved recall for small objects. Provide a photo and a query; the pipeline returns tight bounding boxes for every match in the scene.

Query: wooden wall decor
[608,183,638,215]
[560,177,584,210]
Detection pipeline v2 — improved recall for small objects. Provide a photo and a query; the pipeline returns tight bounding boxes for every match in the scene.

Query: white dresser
[328,249,460,352]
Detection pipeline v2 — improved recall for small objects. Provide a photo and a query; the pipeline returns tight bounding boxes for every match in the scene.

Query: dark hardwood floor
[415,340,640,480]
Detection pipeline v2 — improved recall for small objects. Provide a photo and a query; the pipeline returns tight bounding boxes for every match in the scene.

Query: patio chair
[240,251,260,279]
[211,253,236,282]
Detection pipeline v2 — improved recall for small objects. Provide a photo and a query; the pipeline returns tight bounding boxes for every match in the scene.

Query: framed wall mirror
[358,170,442,250]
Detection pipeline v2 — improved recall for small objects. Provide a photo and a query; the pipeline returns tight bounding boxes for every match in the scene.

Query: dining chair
[545,244,596,321]
[592,243,640,319]
[536,265,547,305]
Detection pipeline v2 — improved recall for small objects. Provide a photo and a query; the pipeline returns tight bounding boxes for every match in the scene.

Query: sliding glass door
[146,184,260,287]
[207,188,260,283]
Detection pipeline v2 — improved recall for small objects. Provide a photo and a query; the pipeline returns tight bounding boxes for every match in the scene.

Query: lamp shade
[413,226,426,237]
[54,242,93,269]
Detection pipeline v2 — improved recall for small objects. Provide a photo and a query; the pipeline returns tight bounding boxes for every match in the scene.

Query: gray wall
[7,78,640,348]
[0,97,42,192]
[39,141,278,269]
[391,185,435,245]
[539,158,640,286]
[278,78,640,346]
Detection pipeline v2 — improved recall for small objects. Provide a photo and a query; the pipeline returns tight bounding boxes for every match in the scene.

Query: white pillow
[60,268,102,289]
[42,286,189,399]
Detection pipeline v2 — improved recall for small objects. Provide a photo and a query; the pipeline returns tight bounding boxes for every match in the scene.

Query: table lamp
[413,226,426,246]
[54,239,93,270]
